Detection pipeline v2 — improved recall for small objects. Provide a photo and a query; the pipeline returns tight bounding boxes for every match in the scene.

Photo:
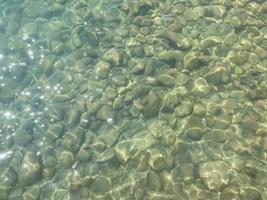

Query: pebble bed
[0,0,267,199]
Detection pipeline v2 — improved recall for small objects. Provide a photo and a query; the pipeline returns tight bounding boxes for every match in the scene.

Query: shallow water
[0,0,267,199]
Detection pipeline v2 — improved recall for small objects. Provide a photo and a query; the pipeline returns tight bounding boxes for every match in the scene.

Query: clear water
[0,0,267,199]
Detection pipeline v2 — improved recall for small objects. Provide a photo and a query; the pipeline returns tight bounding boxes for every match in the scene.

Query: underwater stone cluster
[0,0,267,199]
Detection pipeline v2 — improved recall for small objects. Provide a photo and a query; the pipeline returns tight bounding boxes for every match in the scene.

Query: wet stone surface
[0,0,266,199]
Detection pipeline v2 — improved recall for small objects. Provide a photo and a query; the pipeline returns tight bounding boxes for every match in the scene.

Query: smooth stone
[0,167,17,187]
[90,176,111,194]
[240,186,262,200]
[147,171,162,191]
[207,129,231,143]
[80,112,91,128]
[176,73,189,86]
[183,52,209,70]
[230,51,249,65]
[87,101,102,114]
[255,46,267,59]
[23,185,40,200]
[244,159,261,178]
[53,93,74,102]
[96,105,114,121]
[158,50,181,62]
[240,118,259,132]
[223,99,240,115]
[46,105,65,121]
[156,31,192,49]
[161,171,177,194]
[112,75,127,86]
[160,92,178,113]
[66,109,81,128]
[184,6,204,21]
[262,137,267,151]
[103,48,122,66]
[115,140,135,165]
[157,74,175,87]
[83,30,98,47]
[220,187,240,200]
[148,150,168,172]
[51,41,64,55]
[104,87,117,100]
[142,91,162,118]
[59,150,75,169]
[192,103,206,117]
[62,128,85,152]
[144,59,156,76]
[159,112,176,127]
[206,117,230,130]
[175,102,193,117]
[204,5,226,19]
[18,152,42,186]
[42,153,57,168]
[162,130,176,146]
[98,128,121,146]
[0,83,15,103]
[187,127,205,141]
[199,36,221,49]
[186,116,205,129]
[14,128,32,147]
[46,122,64,141]
[199,161,230,191]
[42,168,55,180]
[52,188,69,200]
[180,164,195,184]
[95,61,110,79]
[204,67,230,86]
[113,96,127,110]
[224,33,239,46]
[246,89,267,100]
[20,22,38,37]
[65,170,81,191]
[192,78,211,97]
[96,147,115,163]
[134,188,146,200]
[131,62,145,74]
[130,46,144,57]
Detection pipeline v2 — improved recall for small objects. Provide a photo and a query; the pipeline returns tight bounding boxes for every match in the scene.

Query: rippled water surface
[0,0,267,199]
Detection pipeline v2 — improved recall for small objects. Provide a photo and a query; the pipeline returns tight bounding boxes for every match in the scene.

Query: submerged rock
[157,74,175,87]
[192,78,211,97]
[156,31,192,49]
[199,161,230,191]
[23,185,40,200]
[90,176,111,194]
[59,150,75,169]
[141,91,162,118]
[183,52,209,71]
[160,92,178,113]
[148,149,168,171]
[95,61,111,79]
[175,102,193,117]
[18,152,42,186]
[115,140,135,165]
